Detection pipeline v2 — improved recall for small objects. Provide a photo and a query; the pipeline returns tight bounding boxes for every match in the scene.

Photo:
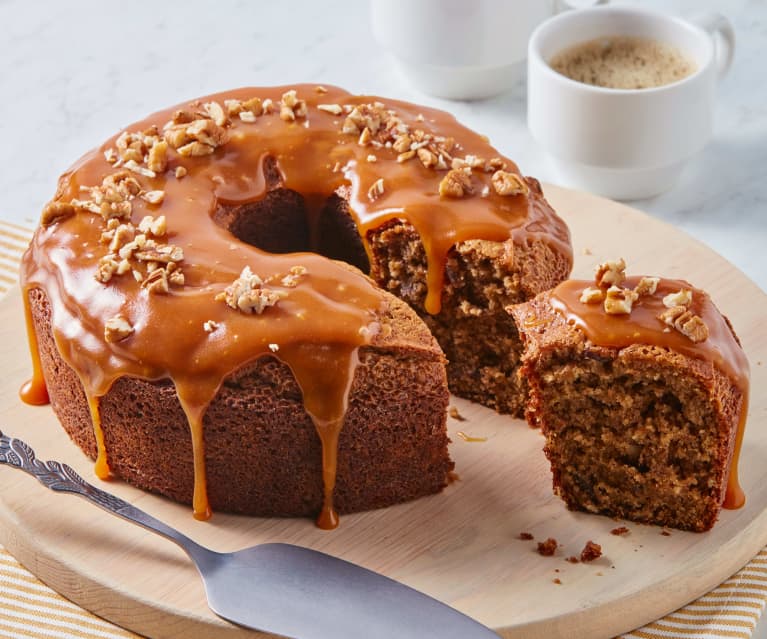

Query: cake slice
[508,260,749,531]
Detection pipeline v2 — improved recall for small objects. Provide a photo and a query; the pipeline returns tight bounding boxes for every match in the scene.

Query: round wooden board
[0,184,765,639]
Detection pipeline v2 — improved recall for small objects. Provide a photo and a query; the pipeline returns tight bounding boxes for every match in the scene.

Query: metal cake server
[0,431,499,639]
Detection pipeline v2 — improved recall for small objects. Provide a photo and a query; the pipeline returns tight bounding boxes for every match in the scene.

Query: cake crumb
[610,526,630,536]
[537,538,558,556]
[580,541,602,562]
[582,247,593,256]
[661,530,671,536]
[456,431,487,443]
[566,556,579,564]
[447,470,461,483]
[553,578,562,585]
[518,532,534,541]
[448,406,466,421]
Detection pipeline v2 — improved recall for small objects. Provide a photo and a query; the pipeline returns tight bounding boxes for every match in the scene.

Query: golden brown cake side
[509,272,748,532]
[27,286,452,517]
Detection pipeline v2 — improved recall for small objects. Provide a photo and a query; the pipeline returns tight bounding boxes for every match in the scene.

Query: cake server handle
[0,430,207,559]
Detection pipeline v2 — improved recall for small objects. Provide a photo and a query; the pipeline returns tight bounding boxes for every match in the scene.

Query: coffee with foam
[550,36,696,90]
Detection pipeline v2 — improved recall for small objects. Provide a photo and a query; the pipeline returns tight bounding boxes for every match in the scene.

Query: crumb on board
[611,526,630,536]
[553,578,562,585]
[566,556,579,564]
[580,541,602,562]
[518,532,534,540]
[537,538,558,556]
[661,530,671,536]
[448,406,466,421]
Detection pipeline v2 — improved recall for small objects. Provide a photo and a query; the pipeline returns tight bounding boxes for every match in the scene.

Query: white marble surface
[0,0,765,291]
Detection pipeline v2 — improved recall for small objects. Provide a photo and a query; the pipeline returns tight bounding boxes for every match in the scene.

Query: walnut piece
[280,90,308,122]
[658,306,709,343]
[579,286,605,304]
[491,171,529,196]
[217,266,286,314]
[595,258,626,288]
[367,178,385,201]
[439,168,473,198]
[280,265,307,288]
[604,285,638,315]
[104,315,133,343]
[318,104,343,115]
[41,201,75,227]
[634,276,660,296]
[663,288,692,308]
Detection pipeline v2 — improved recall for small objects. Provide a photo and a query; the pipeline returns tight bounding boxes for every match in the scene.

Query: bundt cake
[509,259,749,531]
[20,85,572,527]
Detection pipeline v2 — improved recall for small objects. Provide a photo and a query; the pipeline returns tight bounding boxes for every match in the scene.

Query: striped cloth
[0,219,765,639]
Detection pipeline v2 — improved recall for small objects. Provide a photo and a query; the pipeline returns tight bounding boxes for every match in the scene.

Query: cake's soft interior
[533,347,728,532]
[217,179,532,416]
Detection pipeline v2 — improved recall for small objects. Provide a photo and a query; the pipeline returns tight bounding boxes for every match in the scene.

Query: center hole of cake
[216,190,371,274]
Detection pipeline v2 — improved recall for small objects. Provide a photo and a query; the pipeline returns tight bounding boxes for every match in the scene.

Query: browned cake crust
[509,290,744,532]
[29,286,453,516]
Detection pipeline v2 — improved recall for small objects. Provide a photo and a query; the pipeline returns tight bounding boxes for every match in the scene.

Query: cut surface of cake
[509,260,749,531]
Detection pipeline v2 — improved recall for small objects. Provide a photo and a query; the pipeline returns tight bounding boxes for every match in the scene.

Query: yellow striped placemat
[1,219,765,638]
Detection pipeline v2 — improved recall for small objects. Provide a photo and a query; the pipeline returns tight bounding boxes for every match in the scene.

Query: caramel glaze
[550,277,750,510]
[20,85,571,527]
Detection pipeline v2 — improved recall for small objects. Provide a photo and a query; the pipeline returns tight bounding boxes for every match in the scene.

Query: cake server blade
[0,431,499,638]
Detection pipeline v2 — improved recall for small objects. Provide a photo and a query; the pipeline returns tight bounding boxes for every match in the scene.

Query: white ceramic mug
[371,0,606,100]
[527,7,735,200]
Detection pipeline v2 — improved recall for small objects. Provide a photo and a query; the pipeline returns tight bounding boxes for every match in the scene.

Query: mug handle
[691,13,736,80]
[556,0,608,10]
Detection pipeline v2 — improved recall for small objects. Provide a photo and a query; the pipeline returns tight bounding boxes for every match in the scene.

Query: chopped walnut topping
[358,127,372,146]
[104,315,133,343]
[203,319,220,333]
[137,215,167,236]
[104,148,117,164]
[658,306,709,343]
[595,258,626,288]
[123,159,156,178]
[318,103,343,115]
[280,265,307,288]
[261,98,274,114]
[315,85,328,94]
[368,178,385,201]
[397,149,416,163]
[177,141,215,157]
[280,90,307,121]
[175,166,187,179]
[146,140,168,173]
[417,148,437,168]
[491,170,529,196]
[142,267,169,294]
[238,111,256,123]
[604,286,639,315]
[634,276,660,296]
[366,154,377,163]
[439,168,473,198]
[268,343,280,352]
[141,190,165,205]
[662,288,692,308]
[580,286,605,304]
[203,101,228,127]
[41,201,75,227]
[216,266,286,314]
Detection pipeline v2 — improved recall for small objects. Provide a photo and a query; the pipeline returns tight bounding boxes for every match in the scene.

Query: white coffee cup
[371,0,606,100]
[527,7,735,200]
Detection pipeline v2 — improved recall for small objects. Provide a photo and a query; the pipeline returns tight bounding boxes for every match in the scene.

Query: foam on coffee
[550,36,696,90]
